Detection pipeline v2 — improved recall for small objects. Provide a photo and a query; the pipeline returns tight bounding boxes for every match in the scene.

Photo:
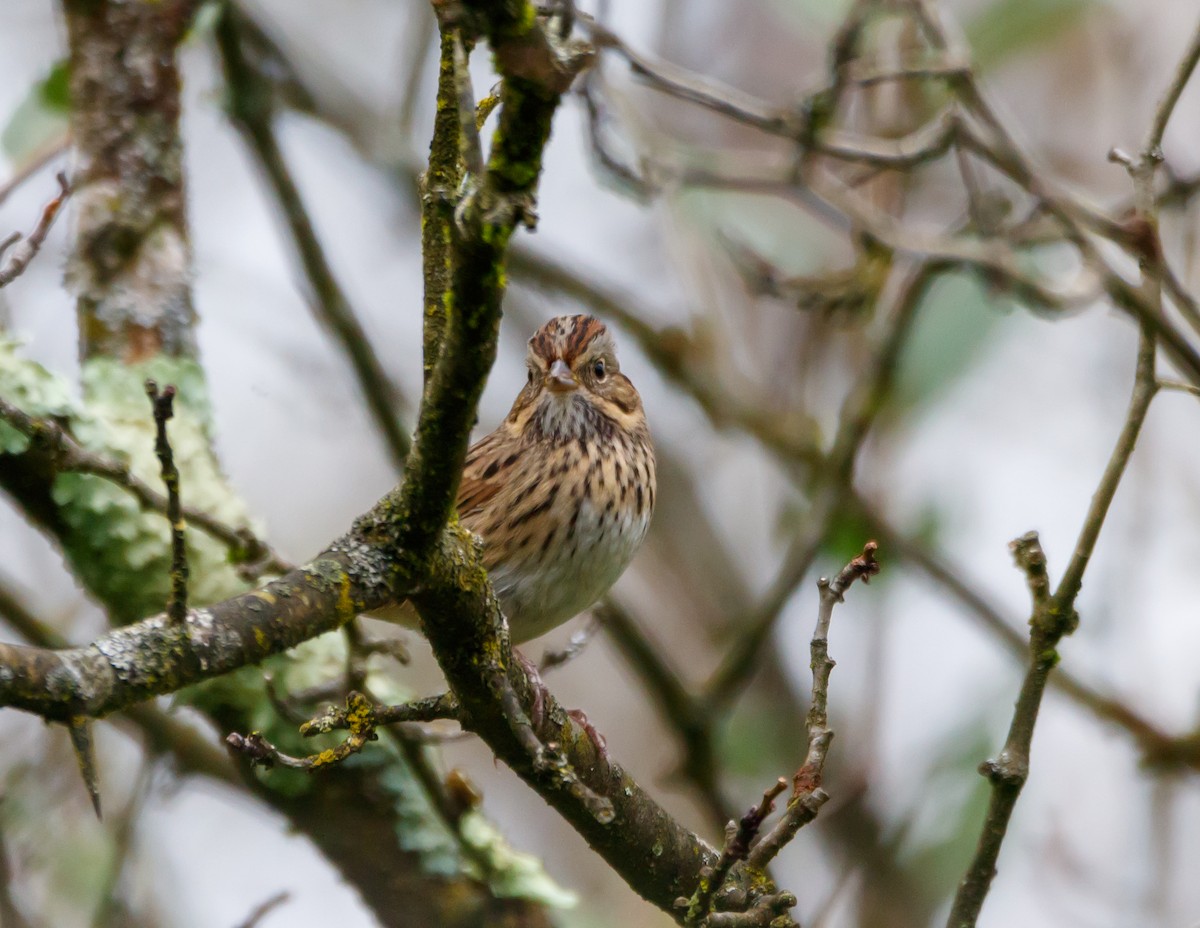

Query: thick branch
[0,540,391,721]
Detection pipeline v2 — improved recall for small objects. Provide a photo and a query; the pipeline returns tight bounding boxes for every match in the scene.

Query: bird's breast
[477,432,656,642]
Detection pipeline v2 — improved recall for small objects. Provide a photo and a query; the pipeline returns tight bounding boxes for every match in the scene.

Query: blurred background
[2,0,1200,926]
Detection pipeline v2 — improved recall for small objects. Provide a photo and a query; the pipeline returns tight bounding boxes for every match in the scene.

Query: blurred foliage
[893,272,1010,416]
[1,60,68,162]
[965,0,1099,73]
[2,756,115,928]
[895,713,1000,899]
[677,188,849,279]
[720,689,803,778]
[822,506,881,566]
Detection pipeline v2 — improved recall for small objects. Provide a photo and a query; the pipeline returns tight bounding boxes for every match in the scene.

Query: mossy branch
[0,3,738,922]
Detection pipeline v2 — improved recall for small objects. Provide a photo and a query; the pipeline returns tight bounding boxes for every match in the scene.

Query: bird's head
[509,314,644,441]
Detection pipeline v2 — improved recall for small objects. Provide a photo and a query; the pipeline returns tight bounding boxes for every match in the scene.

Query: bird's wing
[456,429,515,520]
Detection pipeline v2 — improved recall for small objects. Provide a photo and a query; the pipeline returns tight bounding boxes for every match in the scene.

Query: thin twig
[1053,343,1159,614]
[0,138,68,208]
[578,68,655,200]
[1144,14,1200,157]
[145,381,188,625]
[232,891,290,928]
[746,542,879,872]
[584,17,799,136]
[539,614,601,674]
[683,778,788,923]
[0,172,70,289]
[299,691,460,736]
[946,328,1158,928]
[1157,378,1200,398]
[228,690,461,770]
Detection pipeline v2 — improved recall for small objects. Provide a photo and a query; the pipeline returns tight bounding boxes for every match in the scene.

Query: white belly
[488,496,651,642]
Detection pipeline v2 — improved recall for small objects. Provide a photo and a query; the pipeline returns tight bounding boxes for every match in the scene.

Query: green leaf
[2,60,70,162]
[966,0,1099,73]
[40,60,70,110]
[893,272,1010,415]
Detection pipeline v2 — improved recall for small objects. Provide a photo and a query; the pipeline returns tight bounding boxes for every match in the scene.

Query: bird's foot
[512,650,608,761]
[567,708,609,764]
[514,647,549,730]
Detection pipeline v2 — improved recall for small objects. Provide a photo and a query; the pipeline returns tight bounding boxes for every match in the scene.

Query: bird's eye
[592,359,606,380]
[527,368,535,385]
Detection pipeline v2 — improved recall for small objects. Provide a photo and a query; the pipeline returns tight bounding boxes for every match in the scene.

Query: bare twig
[1144,15,1200,158]
[746,542,879,872]
[1055,335,1159,613]
[860,504,1200,770]
[578,69,655,200]
[584,18,799,136]
[228,690,461,770]
[299,691,460,736]
[683,778,788,923]
[1157,378,1200,398]
[0,172,70,289]
[145,381,188,625]
[232,891,290,928]
[228,720,372,771]
[947,329,1158,928]
[0,138,68,208]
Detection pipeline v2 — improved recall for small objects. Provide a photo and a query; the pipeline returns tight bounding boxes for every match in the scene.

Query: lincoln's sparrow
[384,314,655,643]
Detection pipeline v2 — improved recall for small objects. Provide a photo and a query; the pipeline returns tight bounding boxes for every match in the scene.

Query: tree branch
[0,172,70,290]
[946,329,1158,928]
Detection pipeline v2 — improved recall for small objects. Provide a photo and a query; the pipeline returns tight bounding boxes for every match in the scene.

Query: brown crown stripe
[529,314,608,365]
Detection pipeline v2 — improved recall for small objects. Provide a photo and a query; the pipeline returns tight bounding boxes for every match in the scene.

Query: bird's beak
[546,358,578,393]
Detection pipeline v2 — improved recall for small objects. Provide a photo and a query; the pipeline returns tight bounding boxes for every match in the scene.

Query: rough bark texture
[63,0,198,361]
[0,1,736,924]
